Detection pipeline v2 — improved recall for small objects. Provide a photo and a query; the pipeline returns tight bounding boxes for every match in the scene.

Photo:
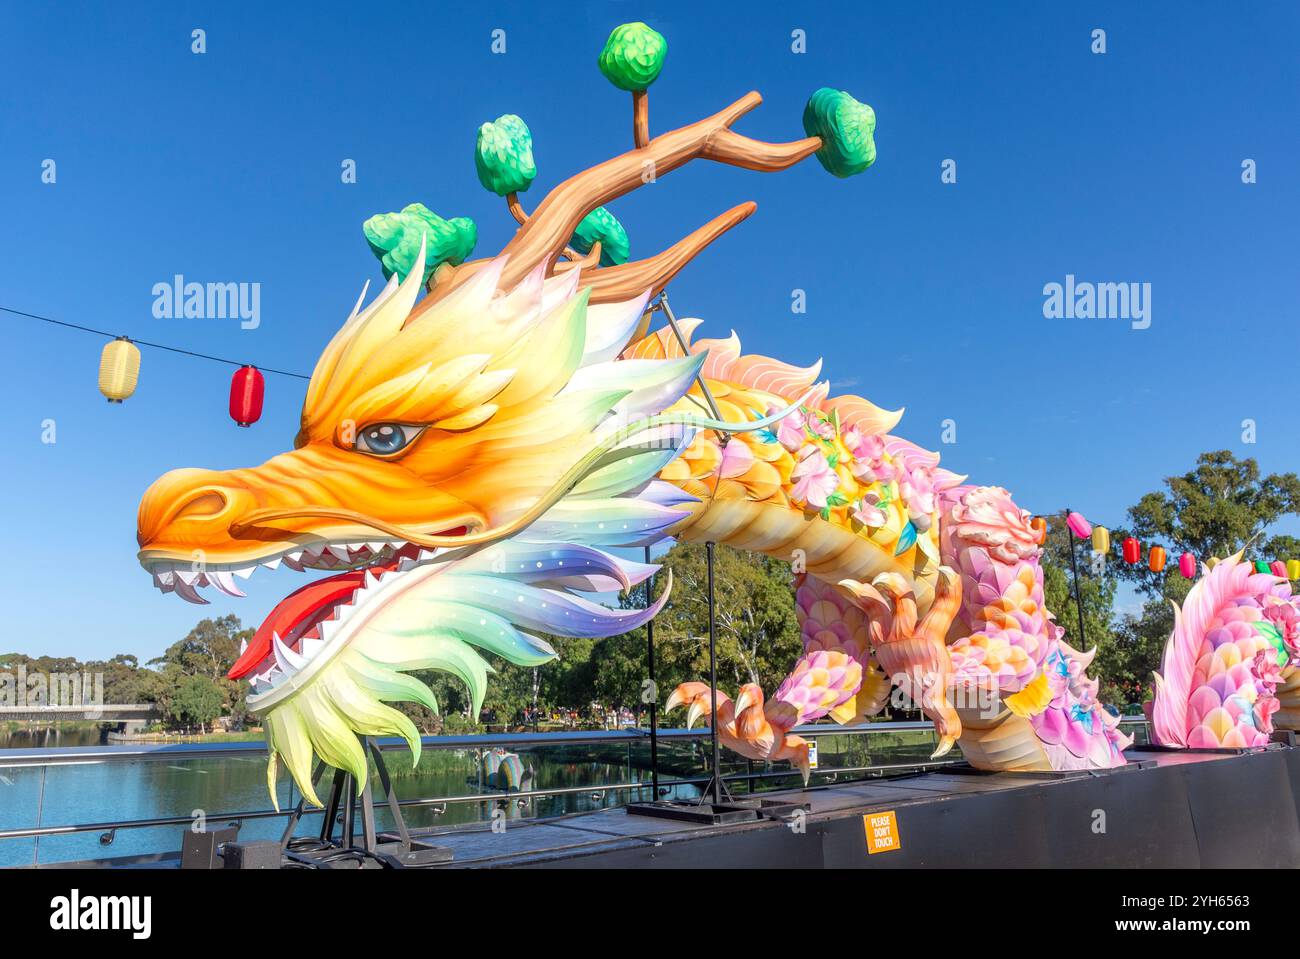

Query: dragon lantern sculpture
[140,20,1297,807]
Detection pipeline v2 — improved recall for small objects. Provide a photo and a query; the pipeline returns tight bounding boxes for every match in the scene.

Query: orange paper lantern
[1148,545,1166,573]
[1030,517,1047,544]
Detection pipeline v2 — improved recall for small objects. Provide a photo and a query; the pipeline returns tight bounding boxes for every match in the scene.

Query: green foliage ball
[802,88,877,178]
[598,22,667,92]
[363,203,477,283]
[569,207,629,267]
[474,114,537,197]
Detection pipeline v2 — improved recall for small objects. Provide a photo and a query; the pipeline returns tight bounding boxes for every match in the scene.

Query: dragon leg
[840,566,964,758]
[666,573,886,783]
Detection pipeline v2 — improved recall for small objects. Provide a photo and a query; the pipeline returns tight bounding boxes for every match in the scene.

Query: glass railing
[0,717,1150,867]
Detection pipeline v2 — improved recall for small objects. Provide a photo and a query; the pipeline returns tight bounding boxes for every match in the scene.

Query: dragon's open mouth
[141,528,467,688]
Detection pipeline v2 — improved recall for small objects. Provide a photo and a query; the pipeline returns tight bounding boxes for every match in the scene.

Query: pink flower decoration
[901,466,937,529]
[848,431,884,462]
[808,414,835,440]
[718,438,754,479]
[852,490,887,528]
[769,404,806,452]
[1263,598,1300,657]
[950,486,1041,564]
[790,446,839,511]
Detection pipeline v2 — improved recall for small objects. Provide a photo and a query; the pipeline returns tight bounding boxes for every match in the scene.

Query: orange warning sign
[863,810,900,854]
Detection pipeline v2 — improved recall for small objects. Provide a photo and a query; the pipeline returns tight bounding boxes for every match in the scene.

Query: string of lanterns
[1040,509,1300,582]
[4,305,307,428]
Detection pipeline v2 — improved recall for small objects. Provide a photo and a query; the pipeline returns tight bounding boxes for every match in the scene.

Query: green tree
[1084,451,1300,706]
[1113,450,1300,597]
[149,615,252,730]
[169,674,224,733]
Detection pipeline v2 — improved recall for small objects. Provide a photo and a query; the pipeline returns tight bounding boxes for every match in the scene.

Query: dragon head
[133,39,874,802]
[135,245,714,804]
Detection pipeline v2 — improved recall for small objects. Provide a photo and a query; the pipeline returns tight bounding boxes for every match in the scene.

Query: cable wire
[1,304,310,380]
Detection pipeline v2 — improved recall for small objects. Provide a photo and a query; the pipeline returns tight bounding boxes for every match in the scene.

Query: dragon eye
[355,423,423,456]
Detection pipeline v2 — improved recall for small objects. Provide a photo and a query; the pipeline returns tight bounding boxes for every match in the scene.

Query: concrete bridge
[0,704,159,735]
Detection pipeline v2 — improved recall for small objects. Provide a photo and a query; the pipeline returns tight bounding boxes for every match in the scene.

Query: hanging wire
[1,305,310,380]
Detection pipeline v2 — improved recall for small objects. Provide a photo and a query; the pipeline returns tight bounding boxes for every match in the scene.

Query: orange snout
[137,467,260,553]
[135,443,487,569]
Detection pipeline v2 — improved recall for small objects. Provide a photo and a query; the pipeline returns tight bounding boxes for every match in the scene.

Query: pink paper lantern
[1178,552,1196,578]
[1066,511,1091,539]
[1270,560,1287,579]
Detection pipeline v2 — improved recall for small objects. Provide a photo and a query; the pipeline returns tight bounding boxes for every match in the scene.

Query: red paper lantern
[1178,552,1196,578]
[1148,545,1166,573]
[1122,537,1141,565]
[229,365,265,427]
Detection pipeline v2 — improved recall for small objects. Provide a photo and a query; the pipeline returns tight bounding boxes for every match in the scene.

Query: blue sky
[2,1,1297,661]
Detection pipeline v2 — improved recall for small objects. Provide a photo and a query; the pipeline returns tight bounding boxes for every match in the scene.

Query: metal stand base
[279,737,454,868]
[625,800,759,824]
[626,794,808,825]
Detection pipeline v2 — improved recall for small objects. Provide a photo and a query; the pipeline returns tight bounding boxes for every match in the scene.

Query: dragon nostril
[175,491,228,522]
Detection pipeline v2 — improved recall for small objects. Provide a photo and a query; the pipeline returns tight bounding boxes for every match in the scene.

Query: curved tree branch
[410,91,822,317]
[577,202,755,303]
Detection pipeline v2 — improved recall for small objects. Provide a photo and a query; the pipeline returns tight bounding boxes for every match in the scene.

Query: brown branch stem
[505,192,528,225]
[633,90,650,148]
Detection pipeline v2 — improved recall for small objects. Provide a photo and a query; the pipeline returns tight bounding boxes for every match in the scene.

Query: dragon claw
[685,701,705,729]
[930,734,957,760]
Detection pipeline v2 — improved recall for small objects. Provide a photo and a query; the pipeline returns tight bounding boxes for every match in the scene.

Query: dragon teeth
[173,578,208,605]
[271,632,306,673]
[210,570,246,597]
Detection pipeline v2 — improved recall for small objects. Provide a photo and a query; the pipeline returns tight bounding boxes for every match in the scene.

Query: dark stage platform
[407,743,1300,868]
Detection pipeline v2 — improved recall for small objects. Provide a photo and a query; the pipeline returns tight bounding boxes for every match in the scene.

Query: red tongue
[229,568,369,680]
[227,533,466,682]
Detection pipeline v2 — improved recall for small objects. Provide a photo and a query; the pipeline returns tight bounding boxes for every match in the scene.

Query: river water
[0,725,717,867]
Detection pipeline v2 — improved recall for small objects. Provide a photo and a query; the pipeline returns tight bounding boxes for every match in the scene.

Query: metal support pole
[645,544,660,797]
[1063,509,1089,648]
[321,768,345,843]
[659,293,729,444]
[279,760,327,848]
[368,740,411,850]
[705,541,725,805]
